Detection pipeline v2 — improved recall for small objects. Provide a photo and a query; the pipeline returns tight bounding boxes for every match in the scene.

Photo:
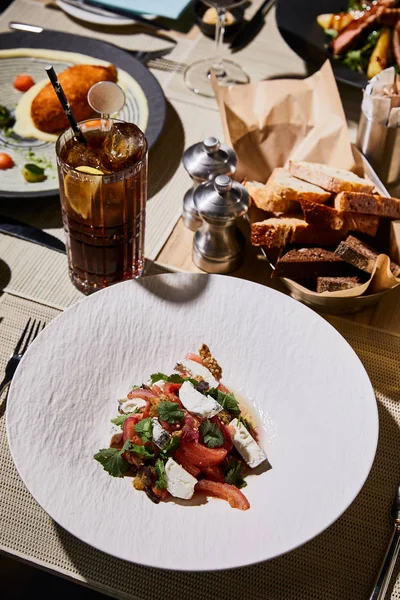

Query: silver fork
[0,318,46,397]
[133,49,187,73]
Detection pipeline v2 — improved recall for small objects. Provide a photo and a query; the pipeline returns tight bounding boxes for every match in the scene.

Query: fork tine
[13,318,32,355]
[19,319,38,355]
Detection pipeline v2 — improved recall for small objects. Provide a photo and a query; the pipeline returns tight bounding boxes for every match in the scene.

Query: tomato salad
[94,345,267,510]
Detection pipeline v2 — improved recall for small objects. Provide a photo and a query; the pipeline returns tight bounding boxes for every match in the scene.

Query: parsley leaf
[94,443,132,478]
[150,372,169,384]
[224,459,247,489]
[134,417,153,443]
[199,419,224,448]
[157,401,185,423]
[111,410,139,428]
[160,435,181,457]
[208,388,240,417]
[150,372,198,386]
[154,458,167,489]
[126,442,154,459]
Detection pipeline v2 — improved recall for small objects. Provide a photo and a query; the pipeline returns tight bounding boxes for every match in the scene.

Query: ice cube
[101,123,145,170]
[66,144,102,171]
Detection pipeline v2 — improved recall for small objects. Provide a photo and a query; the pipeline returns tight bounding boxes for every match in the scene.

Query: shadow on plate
[135,272,210,305]
[148,100,185,200]
[54,399,400,598]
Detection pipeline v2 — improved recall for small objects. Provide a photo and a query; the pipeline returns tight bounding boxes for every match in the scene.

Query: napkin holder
[356,111,400,196]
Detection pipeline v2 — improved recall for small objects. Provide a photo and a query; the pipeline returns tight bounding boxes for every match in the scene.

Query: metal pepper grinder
[182,137,237,231]
[193,175,249,274]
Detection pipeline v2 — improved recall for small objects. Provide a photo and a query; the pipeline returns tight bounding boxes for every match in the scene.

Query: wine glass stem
[212,8,226,77]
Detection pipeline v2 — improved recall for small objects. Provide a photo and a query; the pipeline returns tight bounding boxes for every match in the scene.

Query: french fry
[317,13,334,29]
[367,28,392,79]
[317,12,353,31]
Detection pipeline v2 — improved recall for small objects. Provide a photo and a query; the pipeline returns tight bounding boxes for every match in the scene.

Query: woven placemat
[1,294,400,599]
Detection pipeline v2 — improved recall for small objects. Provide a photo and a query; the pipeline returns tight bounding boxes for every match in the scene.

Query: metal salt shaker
[182,137,237,231]
[193,175,249,274]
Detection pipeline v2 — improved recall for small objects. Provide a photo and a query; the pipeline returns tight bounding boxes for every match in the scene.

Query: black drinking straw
[45,65,87,146]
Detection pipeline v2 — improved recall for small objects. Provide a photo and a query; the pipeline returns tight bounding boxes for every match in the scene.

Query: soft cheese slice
[230,418,267,468]
[165,458,197,500]
[152,418,171,450]
[179,381,222,418]
[149,379,166,388]
[179,359,219,388]
[118,397,147,414]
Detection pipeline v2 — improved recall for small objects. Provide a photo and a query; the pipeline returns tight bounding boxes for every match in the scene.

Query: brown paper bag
[214,61,355,183]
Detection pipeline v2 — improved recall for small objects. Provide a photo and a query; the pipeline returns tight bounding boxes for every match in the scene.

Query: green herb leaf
[157,401,185,423]
[224,459,247,489]
[325,28,338,39]
[134,417,153,444]
[150,372,198,386]
[93,447,131,478]
[160,435,181,457]
[111,410,140,428]
[199,419,224,448]
[154,458,167,489]
[150,372,169,384]
[0,105,11,127]
[342,29,381,74]
[124,441,155,459]
[208,388,240,417]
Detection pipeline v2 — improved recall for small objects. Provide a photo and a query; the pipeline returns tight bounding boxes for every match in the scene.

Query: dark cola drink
[56,120,148,294]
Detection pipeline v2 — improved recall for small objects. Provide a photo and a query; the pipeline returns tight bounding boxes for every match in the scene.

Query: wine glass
[184,0,249,97]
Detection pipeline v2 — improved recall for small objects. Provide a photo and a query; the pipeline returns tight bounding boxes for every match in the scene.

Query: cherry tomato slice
[195,480,250,510]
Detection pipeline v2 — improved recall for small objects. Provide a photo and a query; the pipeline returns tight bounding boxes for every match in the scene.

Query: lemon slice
[64,166,103,220]
[76,166,104,175]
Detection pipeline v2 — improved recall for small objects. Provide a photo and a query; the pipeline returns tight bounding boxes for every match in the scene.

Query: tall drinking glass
[184,0,249,97]
[56,119,148,295]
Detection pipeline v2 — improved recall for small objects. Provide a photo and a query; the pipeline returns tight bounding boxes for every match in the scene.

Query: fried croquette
[31,64,118,134]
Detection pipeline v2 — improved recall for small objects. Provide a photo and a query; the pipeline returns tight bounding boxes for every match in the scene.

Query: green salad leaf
[199,419,224,448]
[160,435,181,457]
[134,417,153,444]
[111,409,140,428]
[224,459,247,489]
[154,458,167,489]
[150,372,198,386]
[157,401,185,423]
[208,388,240,417]
[342,29,381,74]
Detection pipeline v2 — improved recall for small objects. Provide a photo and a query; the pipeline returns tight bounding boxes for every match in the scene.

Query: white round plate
[56,0,137,26]
[6,274,378,571]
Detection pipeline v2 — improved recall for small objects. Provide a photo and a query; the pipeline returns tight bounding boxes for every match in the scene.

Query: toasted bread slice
[316,276,364,293]
[334,191,400,219]
[272,247,354,279]
[289,161,375,194]
[335,235,400,276]
[251,216,306,247]
[251,216,344,248]
[300,200,379,237]
[245,168,331,213]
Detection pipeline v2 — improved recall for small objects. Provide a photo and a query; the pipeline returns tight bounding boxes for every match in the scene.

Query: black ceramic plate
[0,30,166,199]
[275,0,368,89]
